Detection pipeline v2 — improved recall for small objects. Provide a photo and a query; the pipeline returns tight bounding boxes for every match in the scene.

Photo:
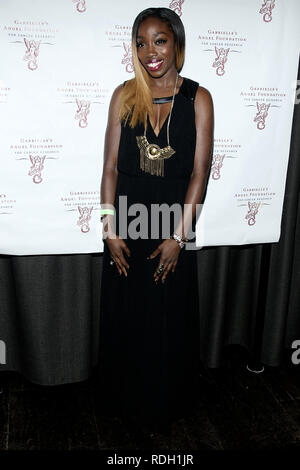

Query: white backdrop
[0,0,299,255]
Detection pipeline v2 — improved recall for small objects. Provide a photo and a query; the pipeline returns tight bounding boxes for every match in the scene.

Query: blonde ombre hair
[119,7,185,130]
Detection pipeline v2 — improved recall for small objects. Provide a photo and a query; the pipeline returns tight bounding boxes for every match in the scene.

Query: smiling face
[136,16,177,78]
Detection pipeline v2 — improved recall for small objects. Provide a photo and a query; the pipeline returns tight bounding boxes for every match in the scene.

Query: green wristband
[100,209,115,216]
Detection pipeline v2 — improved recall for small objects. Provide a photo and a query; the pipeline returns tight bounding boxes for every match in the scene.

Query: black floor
[1,346,300,451]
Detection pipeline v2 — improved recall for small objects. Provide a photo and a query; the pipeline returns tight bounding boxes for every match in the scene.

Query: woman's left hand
[148,239,182,283]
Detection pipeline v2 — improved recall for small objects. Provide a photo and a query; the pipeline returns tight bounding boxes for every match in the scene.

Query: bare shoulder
[109,79,133,117]
[194,85,213,109]
[111,78,134,100]
[194,85,214,134]
[107,83,125,123]
[109,83,124,106]
[194,86,214,128]
[113,83,124,96]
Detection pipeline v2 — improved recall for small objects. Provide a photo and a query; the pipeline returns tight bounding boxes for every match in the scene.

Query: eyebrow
[136,32,167,39]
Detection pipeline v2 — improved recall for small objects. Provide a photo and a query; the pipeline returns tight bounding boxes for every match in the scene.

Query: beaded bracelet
[170,232,189,249]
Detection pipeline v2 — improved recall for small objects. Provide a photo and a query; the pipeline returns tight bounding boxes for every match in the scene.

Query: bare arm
[100,84,123,219]
[100,84,131,275]
[174,86,214,241]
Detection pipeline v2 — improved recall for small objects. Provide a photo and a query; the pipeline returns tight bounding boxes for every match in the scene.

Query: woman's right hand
[105,234,131,277]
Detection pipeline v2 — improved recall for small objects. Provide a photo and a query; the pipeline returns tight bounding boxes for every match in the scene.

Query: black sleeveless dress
[98,77,200,429]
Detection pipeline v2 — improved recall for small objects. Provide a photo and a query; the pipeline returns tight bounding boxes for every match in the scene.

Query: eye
[136,39,166,48]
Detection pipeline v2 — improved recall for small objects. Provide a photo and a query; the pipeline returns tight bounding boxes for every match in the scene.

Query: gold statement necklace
[136,72,179,177]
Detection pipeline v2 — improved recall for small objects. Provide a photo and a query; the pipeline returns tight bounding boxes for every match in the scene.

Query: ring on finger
[155,263,164,276]
[161,264,172,281]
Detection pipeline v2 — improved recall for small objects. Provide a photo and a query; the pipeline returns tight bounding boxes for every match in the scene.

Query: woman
[98,7,214,434]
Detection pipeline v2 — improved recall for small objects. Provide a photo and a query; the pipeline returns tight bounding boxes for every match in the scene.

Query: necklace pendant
[135,72,178,177]
[148,144,161,160]
[136,135,175,177]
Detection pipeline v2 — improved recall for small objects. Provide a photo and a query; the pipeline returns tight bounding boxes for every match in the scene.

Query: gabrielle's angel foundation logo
[253,102,271,130]
[169,0,185,17]
[241,85,286,130]
[23,38,41,71]
[121,42,134,73]
[235,187,275,225]
[211,154,225,180]
[259,0,275,23]
[198,29,246,78]
[245,201,260,226]
[213,46,230,76]
[77,206,93,233]
[210,138,239,180]
[61,191,99,232]
[28,155,46,184]
[72,0,86,13]
[75,98,90,128]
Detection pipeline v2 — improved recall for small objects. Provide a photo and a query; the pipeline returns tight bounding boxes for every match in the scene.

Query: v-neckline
[147,77,185,139]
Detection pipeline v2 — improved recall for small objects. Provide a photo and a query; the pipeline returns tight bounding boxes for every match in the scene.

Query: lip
[146,59,164,71]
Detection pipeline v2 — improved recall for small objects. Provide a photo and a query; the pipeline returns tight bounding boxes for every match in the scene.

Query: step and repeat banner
[0,0,299,254]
